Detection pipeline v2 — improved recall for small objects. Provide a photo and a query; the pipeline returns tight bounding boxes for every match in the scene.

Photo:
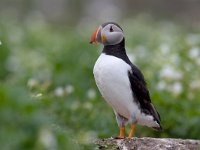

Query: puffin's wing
[128,65,161,123]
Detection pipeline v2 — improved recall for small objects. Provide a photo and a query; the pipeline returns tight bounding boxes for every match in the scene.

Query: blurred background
[0,0,200,149]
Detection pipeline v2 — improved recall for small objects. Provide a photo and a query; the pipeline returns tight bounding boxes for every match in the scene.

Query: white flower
[80,131,97,144]
[170,54,180,64]
[159,65,182,80]
[160,66,173,78]
[39,128,57,150]
[65,84,74,94]
[27,78,39,88]
[160,43,170,54]
[54,87,64,97]
[84,102,93,110]
[196,58,200,66]
[157,81,167,90]
[87,88,96,100]
[189,47,200,58]
[186,34,200,45]
[184,63,193,71]
[71,101,80,110]
[171,82,182,95]
[189,80,200,90]
[35,93,43,98]
[31,93,43,99]
[0,40,2,45]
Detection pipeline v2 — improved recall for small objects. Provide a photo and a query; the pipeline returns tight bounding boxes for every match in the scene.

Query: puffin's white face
[90,23,124,46]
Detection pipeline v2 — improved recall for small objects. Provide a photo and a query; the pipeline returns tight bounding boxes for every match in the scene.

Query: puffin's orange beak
[89,27,101,44]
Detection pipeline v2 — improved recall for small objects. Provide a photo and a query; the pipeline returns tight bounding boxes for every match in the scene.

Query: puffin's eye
[109,26,114,32]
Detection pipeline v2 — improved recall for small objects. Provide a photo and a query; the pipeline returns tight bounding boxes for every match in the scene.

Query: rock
[95,137,200,150]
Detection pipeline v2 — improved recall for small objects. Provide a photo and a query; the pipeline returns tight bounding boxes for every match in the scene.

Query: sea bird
[90,22,162,138]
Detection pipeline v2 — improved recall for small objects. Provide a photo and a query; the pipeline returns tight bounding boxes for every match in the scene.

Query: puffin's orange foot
[128,124,135,139]
[118,127,125,139]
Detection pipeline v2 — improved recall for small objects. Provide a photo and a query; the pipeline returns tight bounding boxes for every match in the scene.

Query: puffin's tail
[150,103,163,131]
[153,125,163,131]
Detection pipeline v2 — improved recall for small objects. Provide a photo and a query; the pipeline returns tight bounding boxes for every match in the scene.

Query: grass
[0,16,200,149]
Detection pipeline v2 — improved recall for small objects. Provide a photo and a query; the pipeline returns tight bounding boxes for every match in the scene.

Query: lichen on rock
[95,137,200,150]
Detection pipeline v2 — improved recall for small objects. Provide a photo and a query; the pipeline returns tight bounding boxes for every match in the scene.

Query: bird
[90,22,162,138]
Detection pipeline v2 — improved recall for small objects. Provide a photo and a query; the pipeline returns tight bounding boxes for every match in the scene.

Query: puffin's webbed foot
[118,127,125,139]
[128,124,135,138]
[115,112,128,139]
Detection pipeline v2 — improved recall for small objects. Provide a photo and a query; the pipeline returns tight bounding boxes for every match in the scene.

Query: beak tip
[90,27,101,45]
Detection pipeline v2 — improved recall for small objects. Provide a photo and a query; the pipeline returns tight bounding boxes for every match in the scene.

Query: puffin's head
[90,22,124,46]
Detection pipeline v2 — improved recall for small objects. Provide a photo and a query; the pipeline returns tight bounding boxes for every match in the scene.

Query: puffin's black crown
[101,22,123,31]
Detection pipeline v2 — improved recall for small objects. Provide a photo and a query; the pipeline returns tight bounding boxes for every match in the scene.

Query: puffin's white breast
[93,53,140,119]
[93,53,160,128]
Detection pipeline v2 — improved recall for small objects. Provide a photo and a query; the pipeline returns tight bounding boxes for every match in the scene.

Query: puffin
[90,22,162,138]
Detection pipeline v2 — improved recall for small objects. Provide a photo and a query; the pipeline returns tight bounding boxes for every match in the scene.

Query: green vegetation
[0,17,200,149]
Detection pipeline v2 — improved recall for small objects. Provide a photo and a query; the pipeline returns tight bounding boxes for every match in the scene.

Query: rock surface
[95,137,200,150]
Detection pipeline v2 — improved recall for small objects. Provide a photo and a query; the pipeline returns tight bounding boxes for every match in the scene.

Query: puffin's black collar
[102,38,131,65]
